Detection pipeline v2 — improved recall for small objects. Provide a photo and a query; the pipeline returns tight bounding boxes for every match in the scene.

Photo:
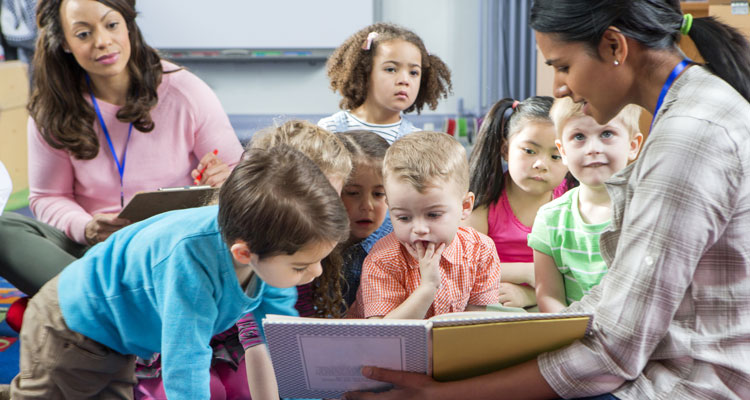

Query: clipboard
[118,186,218,222]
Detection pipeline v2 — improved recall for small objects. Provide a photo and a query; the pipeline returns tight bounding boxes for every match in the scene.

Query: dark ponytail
[688,17,750,101]
[469,96,553,209]
[530,0,750,101]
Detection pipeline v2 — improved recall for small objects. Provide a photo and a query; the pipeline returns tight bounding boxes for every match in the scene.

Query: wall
[176,0,481,118]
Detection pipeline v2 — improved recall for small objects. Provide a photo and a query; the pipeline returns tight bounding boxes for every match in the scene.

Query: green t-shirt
[527,188,610,305]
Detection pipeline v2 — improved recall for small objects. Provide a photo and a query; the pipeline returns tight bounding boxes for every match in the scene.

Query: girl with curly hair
[318,22,452,144]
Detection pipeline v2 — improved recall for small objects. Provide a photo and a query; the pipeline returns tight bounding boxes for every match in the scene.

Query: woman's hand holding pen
[85,213,130,245]
[191,149,230,187]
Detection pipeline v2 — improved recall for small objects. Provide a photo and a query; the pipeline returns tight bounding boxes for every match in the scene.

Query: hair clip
[362,32,378,50]
[511,100,520,110]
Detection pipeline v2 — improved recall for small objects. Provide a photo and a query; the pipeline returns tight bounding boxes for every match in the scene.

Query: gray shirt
[539,66,750,399]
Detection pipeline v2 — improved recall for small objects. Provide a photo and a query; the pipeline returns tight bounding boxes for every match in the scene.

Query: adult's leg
[0,212,87,295]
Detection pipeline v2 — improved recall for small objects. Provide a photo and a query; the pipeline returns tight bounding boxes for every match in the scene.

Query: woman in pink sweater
[0,0,243,296]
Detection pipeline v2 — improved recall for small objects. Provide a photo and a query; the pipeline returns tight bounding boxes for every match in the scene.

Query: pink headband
[362,32,378,50]
[512,100,520,109]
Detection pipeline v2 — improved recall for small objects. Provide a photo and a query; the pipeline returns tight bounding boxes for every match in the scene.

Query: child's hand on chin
[406,241,445,290]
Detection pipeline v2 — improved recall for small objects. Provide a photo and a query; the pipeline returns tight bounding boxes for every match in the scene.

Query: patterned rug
[0,277,21,383]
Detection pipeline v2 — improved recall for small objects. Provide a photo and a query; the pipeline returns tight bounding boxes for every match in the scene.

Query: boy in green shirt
[529,98,643,312]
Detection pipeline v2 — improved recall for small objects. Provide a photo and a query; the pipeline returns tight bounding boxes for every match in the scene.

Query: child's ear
[629,132,644,161]
[460,191,475,220]
[555,139,568,166]
[230,241,255,265]
[500,142,509,161]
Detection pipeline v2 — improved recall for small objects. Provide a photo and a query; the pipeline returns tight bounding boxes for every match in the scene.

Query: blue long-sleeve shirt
[58,205,297,399]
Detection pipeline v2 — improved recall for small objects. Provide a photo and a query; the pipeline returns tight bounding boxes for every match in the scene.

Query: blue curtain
[479,0,535,113]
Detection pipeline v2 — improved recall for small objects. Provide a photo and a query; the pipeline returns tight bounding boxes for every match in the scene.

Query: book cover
[262,312,591,398]
[263,316,431,399]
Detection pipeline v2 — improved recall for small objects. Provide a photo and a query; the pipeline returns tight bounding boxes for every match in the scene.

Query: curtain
[479,0,536,113]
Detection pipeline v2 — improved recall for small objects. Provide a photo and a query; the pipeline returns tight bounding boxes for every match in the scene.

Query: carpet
[0,277,21,384]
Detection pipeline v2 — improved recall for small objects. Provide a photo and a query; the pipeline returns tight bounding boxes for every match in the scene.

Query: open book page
[262,315,431,399]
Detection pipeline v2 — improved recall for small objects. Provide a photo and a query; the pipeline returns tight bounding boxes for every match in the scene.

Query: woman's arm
[27,117,94,243]
[181,68,244,185]
[343,358,556,400]
[533,251,566,313]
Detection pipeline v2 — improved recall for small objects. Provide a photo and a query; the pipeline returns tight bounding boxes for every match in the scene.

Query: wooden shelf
[681,1,709,17]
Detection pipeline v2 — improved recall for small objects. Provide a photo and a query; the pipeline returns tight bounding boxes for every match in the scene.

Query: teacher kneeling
[343,1,750,399]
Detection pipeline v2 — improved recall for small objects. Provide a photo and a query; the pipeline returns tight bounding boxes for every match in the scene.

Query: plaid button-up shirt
[349,227,501,319]
[539,66,750,399]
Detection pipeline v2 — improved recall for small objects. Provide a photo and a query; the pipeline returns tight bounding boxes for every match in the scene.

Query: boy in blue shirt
[10,145,350,400]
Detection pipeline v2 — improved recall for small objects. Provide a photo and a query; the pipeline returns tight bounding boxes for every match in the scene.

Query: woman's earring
[614,60,620,66]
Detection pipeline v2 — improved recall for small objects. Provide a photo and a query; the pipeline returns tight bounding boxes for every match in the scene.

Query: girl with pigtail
[466,96,570,309]
[319,22,452,144]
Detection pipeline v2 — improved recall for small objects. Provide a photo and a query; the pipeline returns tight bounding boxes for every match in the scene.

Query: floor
[0,276,21,384]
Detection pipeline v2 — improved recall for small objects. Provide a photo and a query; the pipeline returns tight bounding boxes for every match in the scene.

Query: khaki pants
[10,276,137,399]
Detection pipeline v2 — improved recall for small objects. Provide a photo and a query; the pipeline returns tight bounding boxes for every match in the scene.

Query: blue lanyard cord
[651,59,692,130]
[84,74,134,208]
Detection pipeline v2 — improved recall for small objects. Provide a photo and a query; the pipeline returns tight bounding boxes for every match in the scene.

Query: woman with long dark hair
[343,1,750,399]
[0,0,243,296]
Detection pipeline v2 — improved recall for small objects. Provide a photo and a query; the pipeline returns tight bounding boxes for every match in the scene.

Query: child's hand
[407,241,445,290]
[498,282,537,308]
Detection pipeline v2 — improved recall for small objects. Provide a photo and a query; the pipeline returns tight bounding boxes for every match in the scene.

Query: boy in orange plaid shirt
[349,131,501,319]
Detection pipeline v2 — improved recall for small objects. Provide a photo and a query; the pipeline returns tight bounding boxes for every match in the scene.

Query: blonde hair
[550,97,642,139]
[248,120,352,184]
[384,131,468,194]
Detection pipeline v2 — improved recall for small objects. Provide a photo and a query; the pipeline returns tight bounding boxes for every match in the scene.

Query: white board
[136,0,374,50]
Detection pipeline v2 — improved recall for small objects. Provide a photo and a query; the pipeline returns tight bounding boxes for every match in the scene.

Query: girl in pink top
[466,96,571,308]
[0,0,243,298]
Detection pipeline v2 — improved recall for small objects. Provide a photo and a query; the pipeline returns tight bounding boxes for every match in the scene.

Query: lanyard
[651,59,692,130]
[84,74,134,208]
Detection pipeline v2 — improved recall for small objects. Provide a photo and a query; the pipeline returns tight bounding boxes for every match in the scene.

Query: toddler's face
[341,165,388,241]
[366,39,422,114]
[557,115,641,188]
[385,178,472,251]
[505,121,568,196]
[250,240,336,288]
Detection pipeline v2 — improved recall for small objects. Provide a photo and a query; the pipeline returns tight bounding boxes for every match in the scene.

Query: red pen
[194,149,218,185]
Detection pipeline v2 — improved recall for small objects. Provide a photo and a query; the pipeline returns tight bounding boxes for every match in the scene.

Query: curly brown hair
[30,0,166,160]
[326,22,452,114]
[312,245,347,318]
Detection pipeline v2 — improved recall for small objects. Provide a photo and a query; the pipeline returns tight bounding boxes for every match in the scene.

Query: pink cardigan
[28,61,243,243]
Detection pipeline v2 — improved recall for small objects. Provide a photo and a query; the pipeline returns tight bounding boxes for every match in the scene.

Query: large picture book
[262,311,592,399]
